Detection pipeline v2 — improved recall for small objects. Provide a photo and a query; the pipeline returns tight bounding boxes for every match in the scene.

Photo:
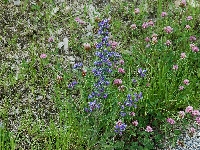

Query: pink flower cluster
[145,126,153,132]
[167,118,175,125]
[109,41,118,49]
[190,44,199,53]
[164,26,173,34]
[75,17,85,24]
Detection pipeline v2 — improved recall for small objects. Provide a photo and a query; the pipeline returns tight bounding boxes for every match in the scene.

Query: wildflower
[130,24,137,29]
[118,85,125,91]
[161,12,167,17]
[173,64,178,71]
[179,86,184,90]
[178,111,185,119]
[132,120,138,126]
[57,75,62,81]
[148,20,154,26]
[185,106,193,113]
[191,46,199,52]
[165,40,172,46]
[146,43,150,48]
[167,118,175,125]
[134,8,140,14]
[138,68,147,77]
[114,120,127,135]
[190,44,195,48]
[113,79,122,85]
[83,43,91,51]
[180,0,186,7]
[145,126,153,132]
[40,54,47,59]
[130,112,135,116]
[180,53,186,59]
[152,37,158,44]
[75,17,85,24]
[119,59,124,65]
[109,41,118,49]
[185,25,191,29]
[124,94,133,107]
[134,92,143,102]
[132,78,137,83]
[189,36,196,42]
[192,110,200,116]
[142,22,149,29]
[152,33,158,38]
[186,16,193,21]
[87,100,101,112]
[189,127,195,134]
[73,62,83,69]
[183,79,189,85]
[48,36,54,42]
[118,68,125,74]
[68,80,78,88]
[120,112,126,117]
[145,37,150,42]
[195,117,200,125]
[164,26,173,34]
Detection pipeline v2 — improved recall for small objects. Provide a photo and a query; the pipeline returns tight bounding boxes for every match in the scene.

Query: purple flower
[87,100,101,112]
[134,92,142,102]
[164,26,173,34]
[68,80,78,88]
[114,120,127,135]
[138,68,147,77]
[161,12,167,17]
[73,62,83,69]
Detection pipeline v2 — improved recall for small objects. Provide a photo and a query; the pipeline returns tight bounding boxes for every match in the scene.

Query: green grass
[0,0,200,149]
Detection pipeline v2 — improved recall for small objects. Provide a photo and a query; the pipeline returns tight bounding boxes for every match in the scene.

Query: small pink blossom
[48,36,54,42]
[185,25,191,29]
[165,40,172,46]
[167,118,175,125]
[187,16,193,21]
[152,37,158,44]
[152,33,158,38]
[119,59,124,65]
[132,120,138,126]
[130,24,137,29]
[180,0,186,7]
[178,111,185,119]
[118,68,125,74]
[118,85,125,91]
[145,126,153,132]
[40,54,47,59]
[191,46,199,52]
[179,86,184,91]
[185,106,193,113]
[145,37,150,42]
[183,79,189,85]
[164,26,173,34]
[130,112,135,116]
[148,20,154,26]
[75,17,85,24]
[189,127,196,134]
[173,64,178,71]
[114,79,122,85]
[195,117,200,125]
[180,53,186,59]
[190,44,195,48]
[192,110,200,116]
[146,43,150,48]
[161,12,167,17]
[189,36,196,42]
[109,41,118,49]
[134,8,140,14]
[142,22,149,29]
